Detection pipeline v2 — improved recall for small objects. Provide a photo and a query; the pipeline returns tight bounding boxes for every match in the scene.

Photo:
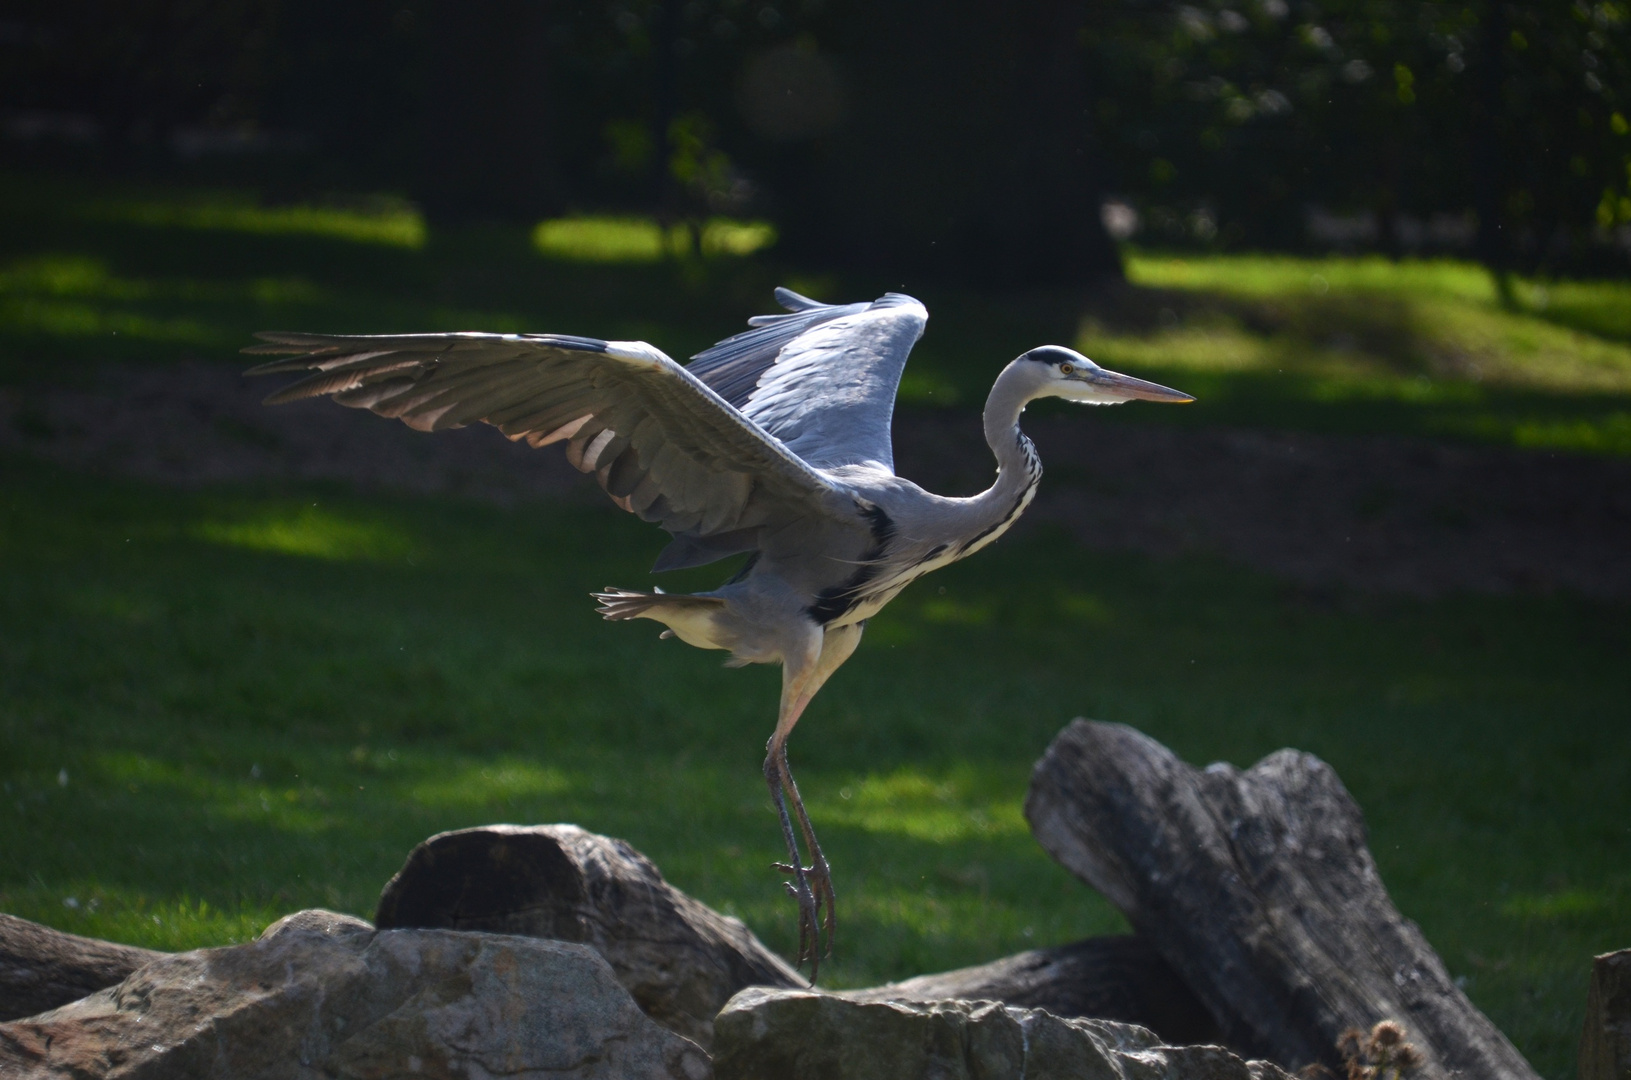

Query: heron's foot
[773,854,836,979]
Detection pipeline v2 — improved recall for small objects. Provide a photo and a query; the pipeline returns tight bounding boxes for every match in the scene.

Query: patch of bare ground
[3,362,1628,600]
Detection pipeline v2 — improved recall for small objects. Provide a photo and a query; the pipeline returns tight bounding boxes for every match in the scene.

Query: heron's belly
[822,558,948,627]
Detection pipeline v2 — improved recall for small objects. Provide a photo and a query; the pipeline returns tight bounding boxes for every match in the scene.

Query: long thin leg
[763,621,865,980]
[763,743,820,972]
[777,742,833,944]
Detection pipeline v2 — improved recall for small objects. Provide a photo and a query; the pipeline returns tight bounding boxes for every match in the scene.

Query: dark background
[3,0,1629,284]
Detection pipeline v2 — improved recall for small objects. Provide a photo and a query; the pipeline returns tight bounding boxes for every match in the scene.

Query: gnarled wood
[375,823,801,1048]
[844,934,1220,1046]
[1581,949,1631,1080]
[1024,719,1540,1080]
[0,913,164,1021]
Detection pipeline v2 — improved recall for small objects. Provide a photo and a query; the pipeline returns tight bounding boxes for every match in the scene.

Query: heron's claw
[774,856,835,980]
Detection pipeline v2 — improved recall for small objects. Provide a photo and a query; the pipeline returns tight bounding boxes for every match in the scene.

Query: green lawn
[1,172,1629,1079]
[2,170,1630,454]
[2,463,1626,1077]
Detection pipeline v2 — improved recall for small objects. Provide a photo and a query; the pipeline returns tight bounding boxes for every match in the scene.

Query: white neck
[950,361,1045,557]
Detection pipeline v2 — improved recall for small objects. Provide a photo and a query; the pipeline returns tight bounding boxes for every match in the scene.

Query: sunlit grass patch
[0,888,276,953]
[1096,257,1631,397]
[1500,889,1612,920]
[81,193,426,249]
[813,767,1028,844]
[406,757,575,809]
[1128,251,1501,303]
[193,504,420,562]
[532,215,775,262]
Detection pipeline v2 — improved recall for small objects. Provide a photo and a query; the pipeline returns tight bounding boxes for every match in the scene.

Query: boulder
[1581,949,1631,1080]
[0,914,164,1022]
[711,986,1291,1080]
[0,909,711,1080]
[376,823,800,1047]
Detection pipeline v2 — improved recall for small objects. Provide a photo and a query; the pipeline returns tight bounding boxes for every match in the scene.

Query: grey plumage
[245,289,1193,978]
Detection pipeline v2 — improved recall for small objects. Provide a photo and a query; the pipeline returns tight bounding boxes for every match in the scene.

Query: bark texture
[1024,719,1540,1079]
[845,934,1219,1046]
[0,913,163,1022]
[1581,949,1631,1080]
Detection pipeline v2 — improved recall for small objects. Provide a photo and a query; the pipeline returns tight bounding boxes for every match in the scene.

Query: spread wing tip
[772,286,824,312]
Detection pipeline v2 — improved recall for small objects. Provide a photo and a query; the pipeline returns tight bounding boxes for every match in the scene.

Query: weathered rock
[376,823,800,1047]
[1025,719,1540,1079]
[844,934,1220,1046]
[0,908,711,1080]
[1581,949,1631,1080]
[0,914,165,1022]
[712,986,1291,1080]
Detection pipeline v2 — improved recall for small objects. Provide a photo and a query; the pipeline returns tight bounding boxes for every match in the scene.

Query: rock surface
[376,823,800,1048]
[0,908,711,1080]
[844,934,1220,1046]
[712,986,1290,1080]
[0,914,164,1022]
[1581,949,1631,1080]
[1025,719,1540,1079]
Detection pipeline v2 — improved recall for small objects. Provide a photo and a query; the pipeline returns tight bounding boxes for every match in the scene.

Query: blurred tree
[1,0,1625,277]
[1082,0,1631,274]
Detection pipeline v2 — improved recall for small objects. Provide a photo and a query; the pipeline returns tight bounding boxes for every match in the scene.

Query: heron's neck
[956,363,1044,555]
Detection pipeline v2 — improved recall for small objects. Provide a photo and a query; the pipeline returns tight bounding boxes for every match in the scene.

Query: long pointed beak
[1090,368,1195,403]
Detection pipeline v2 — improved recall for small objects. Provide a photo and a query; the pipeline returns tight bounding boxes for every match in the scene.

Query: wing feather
[686,291,927,471]
[246,330,859,550]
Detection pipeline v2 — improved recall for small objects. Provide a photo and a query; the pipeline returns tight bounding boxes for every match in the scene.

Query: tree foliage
[2,0,1626,278]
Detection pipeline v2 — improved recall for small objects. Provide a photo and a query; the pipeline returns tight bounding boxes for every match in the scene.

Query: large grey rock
[0,909,711,1080]
[376,824,800,1048]
[711,986,1291,1080]
[1581,949,1631,1080]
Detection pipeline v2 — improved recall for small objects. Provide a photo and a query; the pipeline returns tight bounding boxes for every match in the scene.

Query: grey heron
[244,288,1193,977]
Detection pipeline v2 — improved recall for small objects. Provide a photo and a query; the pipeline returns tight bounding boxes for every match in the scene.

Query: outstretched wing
[687,289,928,472]
[244,331,858,547]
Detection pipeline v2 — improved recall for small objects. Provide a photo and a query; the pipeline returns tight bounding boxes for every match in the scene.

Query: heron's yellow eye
[1059,362,1074,375]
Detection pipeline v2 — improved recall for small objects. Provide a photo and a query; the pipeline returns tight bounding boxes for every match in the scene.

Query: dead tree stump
[1024,719,1540,1080]
[843,934,1220,1046]
[0,913,163,1021]
[1581,949,1631,1080]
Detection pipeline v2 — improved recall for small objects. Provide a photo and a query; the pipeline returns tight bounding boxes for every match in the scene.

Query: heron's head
[1019,345,1194,406]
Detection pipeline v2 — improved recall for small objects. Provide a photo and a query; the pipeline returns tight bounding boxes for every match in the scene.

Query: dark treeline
[2,0,1627,282]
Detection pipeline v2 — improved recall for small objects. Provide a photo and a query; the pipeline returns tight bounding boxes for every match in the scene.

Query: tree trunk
[1580,949,1631,1080]
[0,914,163,1022]
[1024,719,1541,1080]
[844,934,1219,1046]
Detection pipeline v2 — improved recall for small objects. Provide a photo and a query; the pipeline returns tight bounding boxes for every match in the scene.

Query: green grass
[2,170,1630,455]
[1,461,1626,1078]
[2,171,1629,1077]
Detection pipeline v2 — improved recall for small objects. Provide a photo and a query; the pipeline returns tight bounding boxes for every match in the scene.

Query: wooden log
[843,933,1221,1046]
[375,823,802,1048]
[0,913,164,1021]
[1580,949,1631,1080]
[1024,719,1541,1080]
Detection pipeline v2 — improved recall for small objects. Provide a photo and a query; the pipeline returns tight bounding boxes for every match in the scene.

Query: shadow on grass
[4,169,1631,461]
[1,459,1626,1078]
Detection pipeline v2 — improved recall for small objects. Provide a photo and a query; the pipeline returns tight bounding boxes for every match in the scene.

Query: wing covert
[687,290,927,472]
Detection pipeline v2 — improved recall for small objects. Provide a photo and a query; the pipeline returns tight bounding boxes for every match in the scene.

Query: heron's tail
[592,587,724,621]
